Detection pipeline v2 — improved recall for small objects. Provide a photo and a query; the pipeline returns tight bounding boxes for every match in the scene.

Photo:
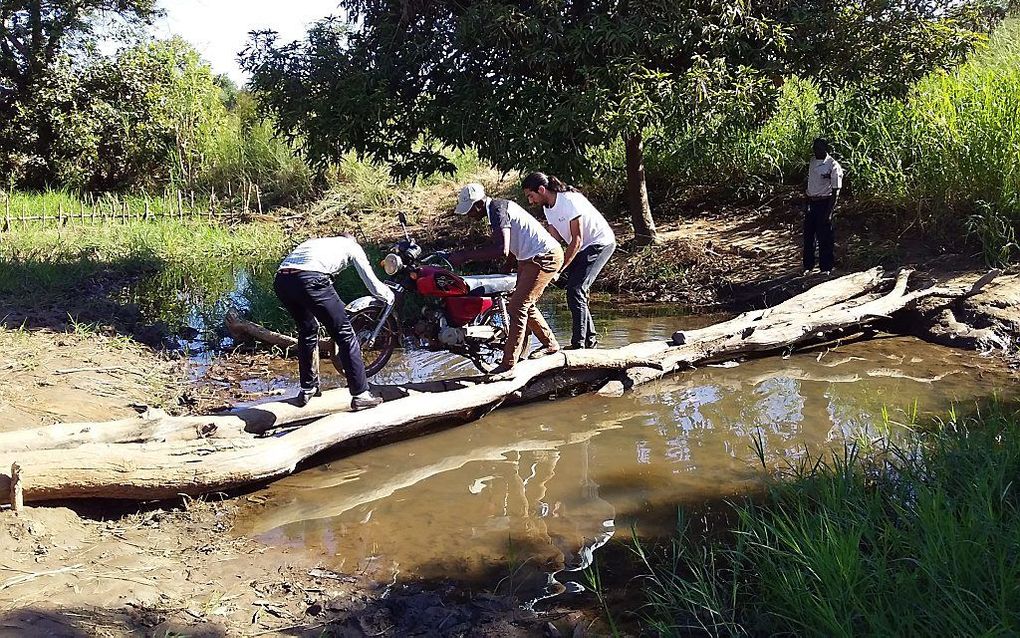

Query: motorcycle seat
[462,274,517,296]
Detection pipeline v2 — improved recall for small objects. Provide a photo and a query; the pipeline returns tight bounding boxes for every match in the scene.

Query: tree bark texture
[625,131,657,246]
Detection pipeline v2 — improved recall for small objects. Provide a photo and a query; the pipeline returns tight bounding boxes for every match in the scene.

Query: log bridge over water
[0,268,1010,507]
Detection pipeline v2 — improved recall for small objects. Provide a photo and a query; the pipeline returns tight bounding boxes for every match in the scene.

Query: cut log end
[10,462,23,514]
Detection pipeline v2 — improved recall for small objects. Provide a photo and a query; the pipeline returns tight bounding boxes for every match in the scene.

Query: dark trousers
[804,198,835,271]
[565,242,616,348]
[273,270,369,396]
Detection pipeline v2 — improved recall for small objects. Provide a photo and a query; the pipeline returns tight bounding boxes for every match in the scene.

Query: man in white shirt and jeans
[522,172,616,350]
[274,234,394,409]
[804,138,844,275]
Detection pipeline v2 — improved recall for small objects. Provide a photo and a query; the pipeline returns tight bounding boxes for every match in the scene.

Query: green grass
[635,400,1020,636]
[0,219,286,297]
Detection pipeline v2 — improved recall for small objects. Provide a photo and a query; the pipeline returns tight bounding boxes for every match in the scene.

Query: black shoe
[351,393,384,411]
[296,385,322,407]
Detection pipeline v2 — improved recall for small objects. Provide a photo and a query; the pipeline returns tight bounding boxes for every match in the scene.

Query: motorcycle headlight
[382,253,403,276]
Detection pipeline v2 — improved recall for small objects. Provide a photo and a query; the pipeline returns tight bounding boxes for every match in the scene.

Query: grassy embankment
[631,400,1020,636]
[0,150,491,338]
[638,17,1019,267]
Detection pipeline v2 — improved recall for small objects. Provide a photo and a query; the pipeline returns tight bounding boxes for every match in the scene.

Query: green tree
[1,37,230,191]
[84,37,230,189]
[0,0,161,185]
[244,0,997,244]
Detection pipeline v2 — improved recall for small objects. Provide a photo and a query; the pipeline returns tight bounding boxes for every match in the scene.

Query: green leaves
[244,0,783,184]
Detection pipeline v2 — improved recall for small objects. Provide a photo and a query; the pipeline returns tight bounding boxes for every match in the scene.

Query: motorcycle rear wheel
[469,306,509,373]
[332,306,400,378]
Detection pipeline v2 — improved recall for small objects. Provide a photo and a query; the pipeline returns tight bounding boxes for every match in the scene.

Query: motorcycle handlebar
[422,252,455,271]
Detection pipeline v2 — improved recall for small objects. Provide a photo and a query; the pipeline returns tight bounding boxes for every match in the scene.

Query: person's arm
[350,244,395,304]
[547,223,564,243]
[830,161,844,210]
[560,217,583,271]
[448,228,510,266]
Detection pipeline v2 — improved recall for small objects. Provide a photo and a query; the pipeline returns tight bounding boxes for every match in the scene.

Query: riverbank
[629,399,1020,637]
[0,498,574,637]
[1,188,1016,637]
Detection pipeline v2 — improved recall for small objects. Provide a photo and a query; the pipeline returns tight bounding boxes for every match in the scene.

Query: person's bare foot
[527,345,560,360]
[484,364,516,382]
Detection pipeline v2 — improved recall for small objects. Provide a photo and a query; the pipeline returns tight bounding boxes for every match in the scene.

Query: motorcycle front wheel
[332,306,400,378]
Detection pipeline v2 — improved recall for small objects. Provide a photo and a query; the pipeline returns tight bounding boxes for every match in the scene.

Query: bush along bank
[632,18,1020,268]
[632,400,1020,637]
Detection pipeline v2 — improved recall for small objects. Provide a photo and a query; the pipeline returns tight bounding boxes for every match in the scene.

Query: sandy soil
[0,328,183,431]
[0,500,564,637]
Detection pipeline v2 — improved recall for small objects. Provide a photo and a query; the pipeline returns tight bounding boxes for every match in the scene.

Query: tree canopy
[0,0,163,187]
[244,0,998,242]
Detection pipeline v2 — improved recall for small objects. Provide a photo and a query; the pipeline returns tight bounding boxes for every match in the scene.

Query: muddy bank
[0,329,592,637]
[0,500,573,637]
[0,327,183,430]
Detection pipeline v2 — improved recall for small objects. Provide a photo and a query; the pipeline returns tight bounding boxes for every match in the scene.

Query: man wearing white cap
[446,183,564,377]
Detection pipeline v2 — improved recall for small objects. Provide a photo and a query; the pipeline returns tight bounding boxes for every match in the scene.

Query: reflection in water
[235,331,1018,607]
[517,440,617,611]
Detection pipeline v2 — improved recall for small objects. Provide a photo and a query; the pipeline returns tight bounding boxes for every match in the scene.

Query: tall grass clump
[195,94,314,203]
[636,401,1020,637]
[831,18,1020,253]
[310,148,491,233]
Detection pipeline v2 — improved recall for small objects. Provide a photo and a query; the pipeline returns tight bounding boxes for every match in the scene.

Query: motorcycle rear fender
[346,296,389,315]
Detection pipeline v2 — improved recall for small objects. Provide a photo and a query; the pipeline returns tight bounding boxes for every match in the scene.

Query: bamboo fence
[0,183,265,232]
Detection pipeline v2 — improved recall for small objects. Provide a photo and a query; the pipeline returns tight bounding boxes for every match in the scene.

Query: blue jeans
[274,270,369,395]
[565,242,616,348]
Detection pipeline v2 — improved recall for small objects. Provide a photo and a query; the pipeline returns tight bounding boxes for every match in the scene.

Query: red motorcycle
[337,213,515,376]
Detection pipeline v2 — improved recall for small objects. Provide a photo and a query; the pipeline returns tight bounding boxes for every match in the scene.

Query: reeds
[636,400,1020,636]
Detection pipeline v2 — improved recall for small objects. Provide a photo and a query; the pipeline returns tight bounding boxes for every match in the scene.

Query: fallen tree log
[0,388,363,452]
[0,268,1001,504]
[226,309,334,355]
[899,271,1017,354]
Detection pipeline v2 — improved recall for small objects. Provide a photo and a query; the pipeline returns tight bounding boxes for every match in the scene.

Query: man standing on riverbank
[803,138,844,275]
[274,234,393,409]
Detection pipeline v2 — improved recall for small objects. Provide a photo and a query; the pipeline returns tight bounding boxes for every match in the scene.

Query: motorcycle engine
[438,326,467,346]
[413,308,444,343]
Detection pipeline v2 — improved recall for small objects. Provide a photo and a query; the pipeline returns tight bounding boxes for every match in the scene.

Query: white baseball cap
[454,183,486,215]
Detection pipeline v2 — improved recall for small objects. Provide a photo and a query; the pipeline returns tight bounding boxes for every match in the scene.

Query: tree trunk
[0,268,1003,505]
[625,131,657,246]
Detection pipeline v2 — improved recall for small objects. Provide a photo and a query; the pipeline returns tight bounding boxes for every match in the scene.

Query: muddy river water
[230,309,1018,607]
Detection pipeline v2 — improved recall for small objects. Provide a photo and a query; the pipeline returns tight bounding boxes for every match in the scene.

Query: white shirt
[487,198,560,261]
[807,155,844,198]
[279,236,394,304]
[543,191,616,250]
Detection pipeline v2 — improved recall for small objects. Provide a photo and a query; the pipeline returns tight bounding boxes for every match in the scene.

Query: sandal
[527,345,560,360]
